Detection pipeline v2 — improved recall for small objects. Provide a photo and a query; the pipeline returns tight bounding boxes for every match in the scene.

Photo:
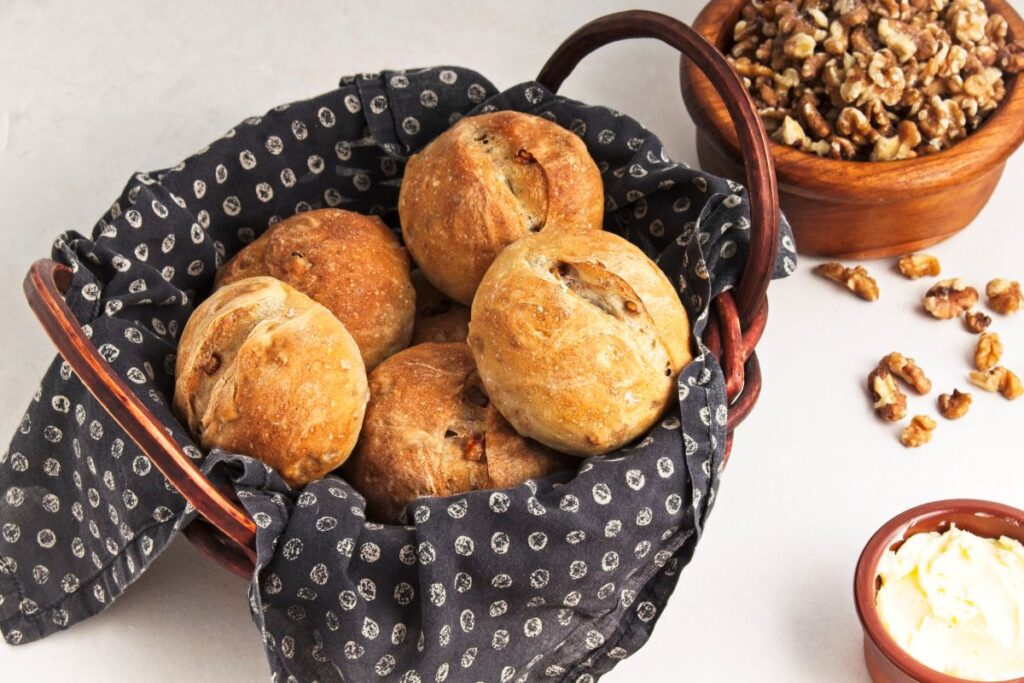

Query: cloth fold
[0,66,794,681]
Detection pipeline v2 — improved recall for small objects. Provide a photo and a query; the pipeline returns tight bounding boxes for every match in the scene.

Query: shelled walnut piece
[815,262,879,300]
[986,278,1023,314]
[969,366,1023,400]
[974,332,1003,371]
[881,352,932,394]
[868,366,908,421]
[900,415,936,448]
[964,310,992,333]
[923,278,978,318]
[728,0,1024,161]
[898,253,941,280]
[938,389,972,419]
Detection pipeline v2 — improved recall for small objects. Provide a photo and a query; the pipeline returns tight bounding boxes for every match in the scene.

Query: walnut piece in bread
[174,277,369,487]
[343,343,573,522]
[468,231,692,456]
[215,209,415,370]
[410,271,470,345]
[399,111,605,305]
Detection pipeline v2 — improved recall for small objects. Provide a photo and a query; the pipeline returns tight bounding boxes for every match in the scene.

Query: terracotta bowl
[680,0,1024,259]
[853,499,1024,683]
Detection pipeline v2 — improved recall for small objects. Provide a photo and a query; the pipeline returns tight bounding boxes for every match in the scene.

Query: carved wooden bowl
[680,0,1024,259]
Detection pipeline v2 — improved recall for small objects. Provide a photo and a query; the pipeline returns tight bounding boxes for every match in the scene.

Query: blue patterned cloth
[0,67,795,681]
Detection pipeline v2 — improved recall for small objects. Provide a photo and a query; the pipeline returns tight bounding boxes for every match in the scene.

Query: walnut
[985,279,1023,315]
[869,366,909,421]
[922,278,979,318]
[815,262,880,301]
[881,352,932,394]
[900,415,936,448]
[898,253,941,279]
[964,310,991,333]
[947,0,987,44]
[878,19,919,63]
[785,33,818,59]
[974,332,1003,371]
[871,120,922,160]
[1000,42,1024,73]
[968,366,1022,399]
[1003,370,1024,400]
[798,94,833,138]
[775,115,809,146]
[937,389,972,419]
[969,366,1006,392]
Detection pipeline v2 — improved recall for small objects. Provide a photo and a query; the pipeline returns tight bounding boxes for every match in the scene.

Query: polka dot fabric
[0,67,794,680]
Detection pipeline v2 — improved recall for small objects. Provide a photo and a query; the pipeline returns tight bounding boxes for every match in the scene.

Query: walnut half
[897,253,941,280]
[938,389,972,420]
[881,352,932,395]
[816,262,880,301]
[974,332,1003,371]
[923,278,979,319]
[900,415,936,448]
[868,366,908,421]
[986,279,1023,315]
[964,310,992,334]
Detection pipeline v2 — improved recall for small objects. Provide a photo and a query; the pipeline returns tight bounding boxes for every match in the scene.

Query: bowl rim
[681,0,1024,203]
[853,498,1024,683]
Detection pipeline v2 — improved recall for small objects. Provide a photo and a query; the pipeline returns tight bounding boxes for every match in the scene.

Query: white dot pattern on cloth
[0,67,794,681]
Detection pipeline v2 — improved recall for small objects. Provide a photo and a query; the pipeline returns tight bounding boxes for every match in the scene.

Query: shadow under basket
[22,11,782,602]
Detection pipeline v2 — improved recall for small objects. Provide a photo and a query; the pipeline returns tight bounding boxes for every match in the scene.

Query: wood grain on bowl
[680,0,1024,259]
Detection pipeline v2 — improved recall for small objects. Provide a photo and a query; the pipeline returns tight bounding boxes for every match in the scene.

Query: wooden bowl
[853,499,1024,683]
[680,0,1024,259]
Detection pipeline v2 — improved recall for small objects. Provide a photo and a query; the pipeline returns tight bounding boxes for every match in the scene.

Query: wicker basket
[22,10,780,581]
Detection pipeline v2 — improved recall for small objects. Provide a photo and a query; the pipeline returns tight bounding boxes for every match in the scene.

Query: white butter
[876,524,1024,681]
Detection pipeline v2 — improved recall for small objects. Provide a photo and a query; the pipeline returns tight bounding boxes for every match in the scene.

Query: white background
[1,1,1023,681]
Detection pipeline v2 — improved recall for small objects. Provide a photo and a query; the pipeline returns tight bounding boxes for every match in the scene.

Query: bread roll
[468,231,692,456]
[398,111,604,305]
[344,343,573,522]
[174,277,368,487]
[410,270,470,345]
[215,209,414,370]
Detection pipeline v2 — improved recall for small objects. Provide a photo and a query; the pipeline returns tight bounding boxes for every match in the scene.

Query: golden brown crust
[215,209,415,370]
[398,111,605,305]
[343,343,573,522]
[410,270,470,345]
[173,277,368,487]
[467,231,693,456]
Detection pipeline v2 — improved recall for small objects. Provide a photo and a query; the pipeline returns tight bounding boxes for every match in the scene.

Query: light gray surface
[1,1,1023,681]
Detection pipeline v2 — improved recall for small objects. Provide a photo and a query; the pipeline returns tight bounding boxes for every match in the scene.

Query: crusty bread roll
[174,277,369,487]
[344,343,573,522]
[215,209,414,370]
[398,111,605,305]
[410,271,470,345]
[468,231,693,456]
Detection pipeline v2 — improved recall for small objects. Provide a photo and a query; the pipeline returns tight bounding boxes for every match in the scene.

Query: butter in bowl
[855,500,1024,683]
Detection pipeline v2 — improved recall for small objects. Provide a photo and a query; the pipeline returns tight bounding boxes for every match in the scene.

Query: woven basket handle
[23,260,258,562]
[536,9,781,326]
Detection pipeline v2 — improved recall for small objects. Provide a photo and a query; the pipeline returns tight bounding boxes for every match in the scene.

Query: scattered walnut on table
[964,310,992,334]
[900,415,937,448]
[897,253,941,280]
[727,0,1024,160]
[815,262,880,301]
[969,366,1023,399]
[938,389,972,420]
[868,366,908,421]
[881,352,932,394]
[986,278,1023,315]
[974,332,1003,371]
[922,278,979,319]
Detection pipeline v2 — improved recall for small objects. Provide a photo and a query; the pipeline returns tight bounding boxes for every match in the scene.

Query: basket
[14,10,784,680]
